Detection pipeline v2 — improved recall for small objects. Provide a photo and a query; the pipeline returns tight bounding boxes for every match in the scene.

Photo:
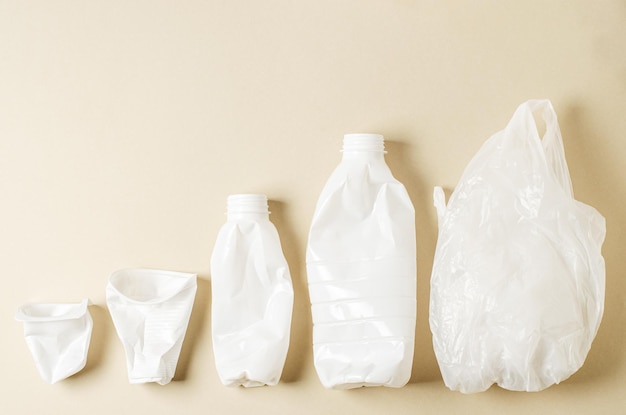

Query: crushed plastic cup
[106,268,197,385]
[15,299,93,384]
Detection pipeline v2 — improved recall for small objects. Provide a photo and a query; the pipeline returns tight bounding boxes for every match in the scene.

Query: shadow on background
[384,138,442,384]
[557,103,626,386]
[269,199,311,383]
[175,276,211,381]
[68,304,109,381]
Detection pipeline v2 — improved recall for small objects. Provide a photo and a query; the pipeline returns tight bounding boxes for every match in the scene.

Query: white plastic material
[211,194,294,387]
[430,100,606,393]
[15,299,93,384]
[106,268,197,385]
[306,134,417,389]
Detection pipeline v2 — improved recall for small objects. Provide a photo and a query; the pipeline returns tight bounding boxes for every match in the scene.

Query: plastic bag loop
[509,99,574,198]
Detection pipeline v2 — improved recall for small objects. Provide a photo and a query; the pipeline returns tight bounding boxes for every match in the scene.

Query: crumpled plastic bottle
[211,194,294,387]
[306,134,417,389]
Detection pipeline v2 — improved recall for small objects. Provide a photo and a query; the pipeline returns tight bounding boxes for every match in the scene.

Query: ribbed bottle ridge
[342,134,385,153]
[227,194,269,215]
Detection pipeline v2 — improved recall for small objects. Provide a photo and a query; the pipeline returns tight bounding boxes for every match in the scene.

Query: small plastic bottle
[306,134,417,389]
[211,194,294,387]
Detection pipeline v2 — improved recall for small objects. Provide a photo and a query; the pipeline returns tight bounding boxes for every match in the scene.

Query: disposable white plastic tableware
[211,194,294,387]
[16,299,93,384]
[430,100,606,393]
[106,268,197,385]
[306,134,417,389]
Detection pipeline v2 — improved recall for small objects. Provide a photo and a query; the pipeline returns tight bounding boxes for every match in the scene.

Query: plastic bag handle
[513,100,574,198]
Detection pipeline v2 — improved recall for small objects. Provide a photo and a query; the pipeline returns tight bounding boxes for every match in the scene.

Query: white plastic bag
[211,194,294,387]
[306,134,417,389]
[430,100,606,393]
[106,268,197,385]
[15,299,93,384]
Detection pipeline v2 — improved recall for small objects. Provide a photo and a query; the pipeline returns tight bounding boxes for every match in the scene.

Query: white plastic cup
[106,268,197,385]
[15,299,93,384]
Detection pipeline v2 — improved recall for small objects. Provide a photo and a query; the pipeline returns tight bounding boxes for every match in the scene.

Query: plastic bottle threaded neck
[342,134,385,153]
[227,194,269,217]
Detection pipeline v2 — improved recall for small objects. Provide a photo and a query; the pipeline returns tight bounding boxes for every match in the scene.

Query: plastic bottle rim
[227,194,269,214]
[342,133,385,153]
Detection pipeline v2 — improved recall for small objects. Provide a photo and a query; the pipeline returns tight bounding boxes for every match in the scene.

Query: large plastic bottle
[211,194,294,387]
[306,133,417,389]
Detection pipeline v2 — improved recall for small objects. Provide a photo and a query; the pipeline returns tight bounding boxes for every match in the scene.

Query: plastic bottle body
[211,194,294,387]
[306,134,417,389]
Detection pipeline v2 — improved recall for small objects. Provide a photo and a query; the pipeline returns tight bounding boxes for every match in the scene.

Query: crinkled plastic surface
[211,194,294,387]
[15,299,93,384]
[306,134,416,389]
[106,268,197,385]
[430,100,606,393]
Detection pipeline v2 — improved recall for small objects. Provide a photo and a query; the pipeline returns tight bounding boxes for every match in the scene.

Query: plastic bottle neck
[226,194,269,220]
[341,134,386,160]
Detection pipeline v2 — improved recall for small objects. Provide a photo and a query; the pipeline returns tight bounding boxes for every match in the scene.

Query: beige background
[1,1,625,414]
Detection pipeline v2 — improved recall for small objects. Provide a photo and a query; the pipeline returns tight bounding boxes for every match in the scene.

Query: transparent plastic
[430,100,606,393]
[211,194,294,387]
[306,134,417,389]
